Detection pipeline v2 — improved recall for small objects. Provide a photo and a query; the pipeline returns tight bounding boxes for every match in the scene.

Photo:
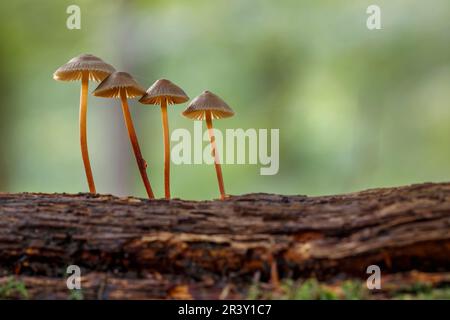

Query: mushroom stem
[160,98,171,199]
[119,89,155,199]
[205,112,226,200]
[79,72,96,193]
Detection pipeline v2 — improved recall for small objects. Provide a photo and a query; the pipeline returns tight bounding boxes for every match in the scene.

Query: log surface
[0,182,449,299]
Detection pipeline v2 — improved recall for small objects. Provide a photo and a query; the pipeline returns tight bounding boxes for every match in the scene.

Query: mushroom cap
[92,71,146,99]
[182,91,234,120]
[53,54,115,82]
[139,79,189,105]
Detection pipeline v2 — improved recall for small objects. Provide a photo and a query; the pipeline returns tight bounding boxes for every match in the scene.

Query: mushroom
[93,72,155,199]
[182,91,235,200]
[53,54,115,193]
[139,79,189,199]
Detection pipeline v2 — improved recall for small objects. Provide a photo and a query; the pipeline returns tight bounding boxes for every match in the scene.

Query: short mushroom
[53,54,115,193]
[93,71,155,199]
[182,91,234,200]
[139,79,189,199]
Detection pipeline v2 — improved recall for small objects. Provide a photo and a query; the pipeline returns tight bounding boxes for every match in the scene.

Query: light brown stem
[119,90,154,199]
[205,112,226,200]
[160,99,170,199]
[79,72,96,193]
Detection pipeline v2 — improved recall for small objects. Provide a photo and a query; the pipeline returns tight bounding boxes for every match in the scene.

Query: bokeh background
[0,0,449,200]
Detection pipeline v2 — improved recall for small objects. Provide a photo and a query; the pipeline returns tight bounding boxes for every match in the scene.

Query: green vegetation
[0,277,28,299]
[247,279,365,300]
[247,278,450,300]
[287,279,339,300]
[394,283,450,300]
[68,289,84,300]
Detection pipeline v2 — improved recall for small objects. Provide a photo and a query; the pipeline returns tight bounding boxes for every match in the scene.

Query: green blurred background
[0,0,449,200]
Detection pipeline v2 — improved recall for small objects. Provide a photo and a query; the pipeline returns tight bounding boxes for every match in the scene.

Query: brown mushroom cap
[92,71,146,98]
[182,91,234,120]
[139,79,189,105]
[53,54,115,82]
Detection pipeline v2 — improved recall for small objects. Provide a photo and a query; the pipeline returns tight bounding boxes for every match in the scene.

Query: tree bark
[0,182,449,299]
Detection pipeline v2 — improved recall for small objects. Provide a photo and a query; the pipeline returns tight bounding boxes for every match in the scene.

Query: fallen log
[0,182,449,299]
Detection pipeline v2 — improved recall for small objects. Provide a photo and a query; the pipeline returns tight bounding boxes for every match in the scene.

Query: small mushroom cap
[53,54,115,82]
[182,91,235,120]
[92,71,146,99]
[139,79,189,105]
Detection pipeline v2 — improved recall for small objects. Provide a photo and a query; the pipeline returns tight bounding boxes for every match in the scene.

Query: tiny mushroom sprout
[53,54,115,194]
[139,79,189,199]
[92,71,155,199]
[182,91,235,200]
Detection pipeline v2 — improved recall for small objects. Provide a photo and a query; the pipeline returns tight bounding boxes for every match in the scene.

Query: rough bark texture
[0,182,449,299]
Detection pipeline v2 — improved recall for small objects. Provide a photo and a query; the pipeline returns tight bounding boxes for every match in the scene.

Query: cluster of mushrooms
[53,54,234,200]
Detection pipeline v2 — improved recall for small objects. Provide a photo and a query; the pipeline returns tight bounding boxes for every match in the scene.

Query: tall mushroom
[139,79,189,199]
[93,72,155,199]
[182,91,235,200]
[53,54,115,193]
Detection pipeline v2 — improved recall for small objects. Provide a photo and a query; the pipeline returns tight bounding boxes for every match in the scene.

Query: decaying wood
[0,182,449,299]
